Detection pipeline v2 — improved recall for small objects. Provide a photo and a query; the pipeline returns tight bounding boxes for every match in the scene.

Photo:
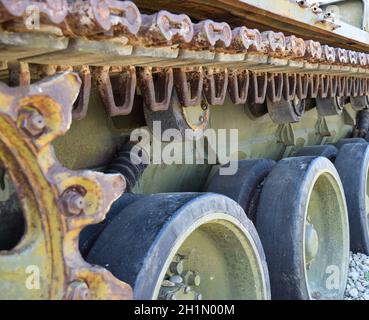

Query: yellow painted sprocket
[0,71,132,300]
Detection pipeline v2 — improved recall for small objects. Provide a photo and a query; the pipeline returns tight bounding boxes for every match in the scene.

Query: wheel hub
[305,221,319,268]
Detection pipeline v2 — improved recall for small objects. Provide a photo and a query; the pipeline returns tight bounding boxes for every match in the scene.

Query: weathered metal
[64,0,141,37]
[139,67,174,111]
[305,40,323,62]
[189,20,232,49]
[0,0,27,23]
[262,31,286,56]
[267,73,283,103]
[174,67,204,107]
[267,97,305,124]
[72,65,92,120]
[63,0,112,36]
[230,27,262,52]
[0,71,132,300]
[296,74,309,100]
[250,72,268,104]
[283,73,297,102]
[32,0,69,25]
[203,67,229,105]
[139,11,193,46]
[285,35,306,59]
[1,0,369,301]
[2,0,369,115]
[133,0,369,52]
[95,65,137,116]
[228,69,249,104]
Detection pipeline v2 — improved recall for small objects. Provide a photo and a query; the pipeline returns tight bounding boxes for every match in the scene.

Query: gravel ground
[345,252,369,300]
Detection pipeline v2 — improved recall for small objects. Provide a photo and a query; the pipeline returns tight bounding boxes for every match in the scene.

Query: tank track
[0,0,369,122]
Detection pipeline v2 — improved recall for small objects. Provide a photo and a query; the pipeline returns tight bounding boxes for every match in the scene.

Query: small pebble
[364,292,369,300]
[349,271,360,281]
[357,283,365,292]
[345,252,369,300]
[349,288,359,298]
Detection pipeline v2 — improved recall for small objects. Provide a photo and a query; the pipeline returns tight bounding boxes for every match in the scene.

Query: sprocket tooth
[0,72,81,149]
[51,168,126,226]
[58,170,129,300]
[66,266,133,300]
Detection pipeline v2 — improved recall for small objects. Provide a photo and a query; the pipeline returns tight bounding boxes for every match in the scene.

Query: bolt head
[20,110,46,137]
[190,274,201,287]
[305,222,319,265]
[170,261,184,275]
[62,189,85,216]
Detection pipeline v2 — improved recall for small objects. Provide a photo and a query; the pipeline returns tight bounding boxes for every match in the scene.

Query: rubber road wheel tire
[335,138,367,150]
[335,143,369,254]
[79,193,144,258]
[256,156,349,300]
[206,159,276,223]
[87,193,271,300]
[293,145,338,162]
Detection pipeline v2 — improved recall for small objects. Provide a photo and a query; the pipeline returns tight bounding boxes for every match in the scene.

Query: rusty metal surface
[94,65,136,116]
[0,1,368,114]
[138,67,173,111]
[228,69,249,104]
[0,2,368,73]
[1,0,369,301]
[174,67,203,107]
[203,67,229,106]
[73,65,91,120]
[64,0,141,37]
[285,35,306,59]
[0,71,132,300]
[261,31,286,56]
[183,19,232,50]
[139,10,193,46]
[133,0,369,52]
[230,27,262,52]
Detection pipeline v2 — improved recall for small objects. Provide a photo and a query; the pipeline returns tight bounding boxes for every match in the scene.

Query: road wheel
[256,156,349,299]
[335,143,369,254]
[87,193,271,300]
[335,138,367,150]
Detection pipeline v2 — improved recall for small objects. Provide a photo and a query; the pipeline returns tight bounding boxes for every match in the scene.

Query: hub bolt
[20,110,46,137]
[188,273,201,287]
[62,189,85,216]
[305,221,319,266]
[170,260,184,275]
